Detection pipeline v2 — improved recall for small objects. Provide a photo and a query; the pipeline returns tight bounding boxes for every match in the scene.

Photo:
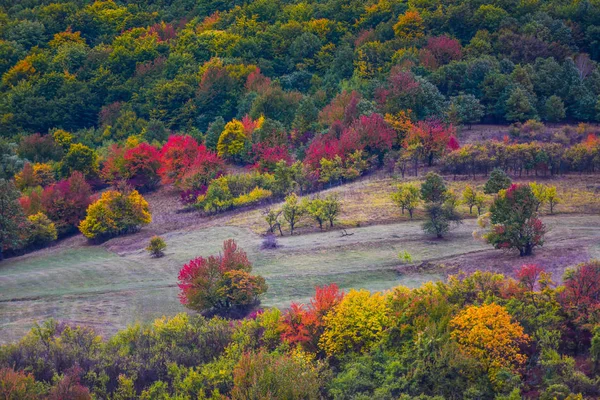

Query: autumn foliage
[450,303,530,378]
[177,239,267,316]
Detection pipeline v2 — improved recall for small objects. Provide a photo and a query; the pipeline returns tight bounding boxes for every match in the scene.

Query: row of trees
[3,258,599,398]
[440,138,600,177]
[264,193,341,236]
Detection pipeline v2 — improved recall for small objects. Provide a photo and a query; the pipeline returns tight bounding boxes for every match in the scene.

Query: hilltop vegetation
[2,0,600,397]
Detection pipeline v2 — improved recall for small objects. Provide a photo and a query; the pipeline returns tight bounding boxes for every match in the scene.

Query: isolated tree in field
[282,193,306,235]
[306,197,327,230]
[420,172,447,203]
[391,182,420,219]
[0,179,26,259]
[323,194,341,227]
[484,184,546,256]
[263,207,283,235]
[146,235,166,258]
[529,182,547,211]
[422,202,461,239]
[462,185,483,214]
[546,186,560,214]
[177,239,267,316]
[79,189,151,240]
[474,192,487,215]
[420,173,461,238]
[484,168,512,194]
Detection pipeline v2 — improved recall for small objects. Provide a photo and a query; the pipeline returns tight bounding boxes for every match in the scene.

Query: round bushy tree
[177,239,267,316]
[485,184,546,256]
[79,190,151,240]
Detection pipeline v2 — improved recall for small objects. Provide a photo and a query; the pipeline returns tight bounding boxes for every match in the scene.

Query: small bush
[261,234,278,249]
[398,250,412,263]
[146,236,166,258]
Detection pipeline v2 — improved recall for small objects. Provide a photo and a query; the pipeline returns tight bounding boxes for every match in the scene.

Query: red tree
[424,35,462,67]
[560,261,600,326]
[123,143,162,191]
[179,144,224,193]
[159,135,201,185]
[349,113,396,153]
[280,283,344,352]
[252,143,292,173]
[403,119,458,166]
[41,172,92,235]
[516,264,545,292]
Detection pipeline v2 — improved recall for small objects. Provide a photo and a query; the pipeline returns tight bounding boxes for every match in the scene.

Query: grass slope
[2,212,600,344]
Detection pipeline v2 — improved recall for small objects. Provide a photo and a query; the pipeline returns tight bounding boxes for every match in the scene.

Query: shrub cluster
[3,263,600,398]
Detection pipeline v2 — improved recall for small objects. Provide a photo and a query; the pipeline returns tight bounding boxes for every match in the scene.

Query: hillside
[2,0,600,397]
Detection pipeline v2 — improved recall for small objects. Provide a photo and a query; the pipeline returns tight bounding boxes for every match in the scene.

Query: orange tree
[450,303,530,382]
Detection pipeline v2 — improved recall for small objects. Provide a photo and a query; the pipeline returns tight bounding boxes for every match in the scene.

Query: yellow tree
[450,303,529,381]
[393,10,424,40]
[217,119,246,160]
[320,289,390,356]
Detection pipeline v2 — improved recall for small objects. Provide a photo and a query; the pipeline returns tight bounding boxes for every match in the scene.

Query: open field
[2,211,600,344]
[228,173,600,234]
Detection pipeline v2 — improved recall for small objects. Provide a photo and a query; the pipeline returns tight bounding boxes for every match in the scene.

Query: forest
[1,0,600,398]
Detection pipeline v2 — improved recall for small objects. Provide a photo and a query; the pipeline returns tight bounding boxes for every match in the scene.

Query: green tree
[282,193,306,235]
[0,179,26,259]
[25,212,57,248]
[323,194,341,227]
[505,87,537,122]
[484,169,512,194]
[306,197,327,230]
[205,116,226,151]
[146,235,166,258]
[391,182,421,219]
[447,93,484,128]
[420,172,447,203]
[544,96,566,123]
[61,143,98,178]
[485,184,546,256]
[462,185,478,214]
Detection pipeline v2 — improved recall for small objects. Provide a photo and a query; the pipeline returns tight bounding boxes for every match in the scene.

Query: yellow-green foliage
[320,289,391,356]
[26,212,57,247]
[79,190,151,239]
[232,187,272,207]
[217,119,246,159]
[146,235,166,258]
[391,182,421,218]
